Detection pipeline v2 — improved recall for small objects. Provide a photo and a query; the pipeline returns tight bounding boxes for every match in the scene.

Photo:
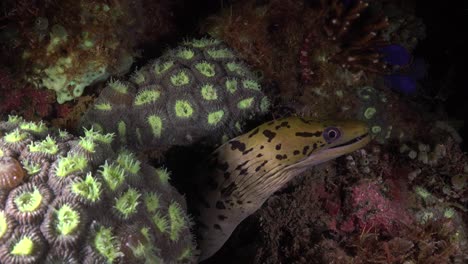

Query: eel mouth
[330,132,370,149]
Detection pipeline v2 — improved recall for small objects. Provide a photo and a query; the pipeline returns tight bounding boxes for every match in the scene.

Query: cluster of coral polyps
[0,116,196,263]
[0,0,175,103]
[80,38,270,150]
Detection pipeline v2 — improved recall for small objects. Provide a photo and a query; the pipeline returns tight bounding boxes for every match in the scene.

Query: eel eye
[323,127,341,143]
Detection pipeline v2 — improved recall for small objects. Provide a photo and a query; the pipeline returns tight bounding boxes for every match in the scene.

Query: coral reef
[0,116,196,263]
[206,129,467,263]
[80,38,270,150]
[0,0,177,103]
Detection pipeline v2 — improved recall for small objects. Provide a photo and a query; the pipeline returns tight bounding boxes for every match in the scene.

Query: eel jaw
[294,127,371,170]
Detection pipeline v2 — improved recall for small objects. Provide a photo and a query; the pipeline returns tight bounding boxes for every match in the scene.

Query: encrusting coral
[0,0,177,104]
[0,116,196,263]
[80,37,270,150]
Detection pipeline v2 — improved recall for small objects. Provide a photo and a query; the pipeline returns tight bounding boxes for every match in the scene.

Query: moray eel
[194,116,370,260]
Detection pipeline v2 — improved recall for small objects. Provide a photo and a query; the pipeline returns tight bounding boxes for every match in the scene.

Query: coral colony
[0,117,195,263]
[0,0,467,263]
[80,38,270,150]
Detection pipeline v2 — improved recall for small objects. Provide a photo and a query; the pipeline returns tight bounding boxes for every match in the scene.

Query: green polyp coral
[80,37,269,149]
[55,154,88,178]
[114,188,141,219]
[99,161,126,191]
[153,60,174,75]
[237,97,254,109]
[0,211,9,239]
[135,90,161,106]
[28,136,59,154]
[175,100,194,118]
[260,96,270,113]
[11,237,34,256]
[176,48,195,60]
[207,48,234,59]
[170,71,191,86]
[78,137,96,153]
[14,188,43,213]
[55,204,80,235]
[226,62,246,76]
[152,212,169,233]
[70,173,102,203]
[21,160,41,176]
[7,115,24,124]
[83,127,114,145]
[168,202,186,241]
[242,79,261,91]
[225,79,238,93]
[109,79,129,94]
[95,102,112,111]
[195,62,216,77]
[155,168,170,185]
[207,110,225,125]
[116,152,141,174]
[131,70,146,85]
[364,107,377,119]
[4,129,28,143]
[0,118,197,263]
[201,84,218,100]
[117,121,126,143]
[19,122,47,134]
[94,226,122,262]
[144,192,160,213]
[178,247,195,261]
[147,115,163,138]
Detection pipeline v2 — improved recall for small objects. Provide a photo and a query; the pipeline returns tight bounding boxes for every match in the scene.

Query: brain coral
[0,116,196,263]
[80,38,270,150]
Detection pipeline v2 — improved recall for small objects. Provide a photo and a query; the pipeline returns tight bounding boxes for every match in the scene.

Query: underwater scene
[0,0,467,263]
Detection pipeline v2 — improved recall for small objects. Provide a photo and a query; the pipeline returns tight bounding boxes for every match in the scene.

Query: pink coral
[338,181,413,235]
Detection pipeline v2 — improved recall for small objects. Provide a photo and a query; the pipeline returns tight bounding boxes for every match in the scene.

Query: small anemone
[19,121,48,137]
[0,157,25,190]
[20,159,50,184]
[48,154,89,191]
[112,188,142,220]
[0,226,46,264]
[69,136,106,167]
[118,224,160,263]
[167,201,188,242]
[0,129,33,154]
[98,161,127,193]
[5,182,53,224]
[41,196,88,250]
[65,172,103,206]
[23,136,65,161]
[83,223,123,264]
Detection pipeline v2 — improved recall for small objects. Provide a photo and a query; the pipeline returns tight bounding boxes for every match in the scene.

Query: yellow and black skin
[194,116,370,260]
